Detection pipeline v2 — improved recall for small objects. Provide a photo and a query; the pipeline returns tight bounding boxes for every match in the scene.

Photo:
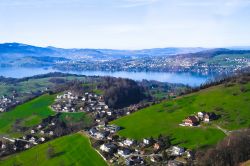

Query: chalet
[170,146,185,156]
[0,108,5,112]
[123,139,134,147]
[107,111,112,116]
[49,131,54,136]
[89,127,98,136]
[100,143,117,153]
[118,148,131,157]
[197,112,205,119]
[104,125,120,133]
[183,116,199,126]
[1,143,6,149]
[30,130,36,134]
[25,144,30,149]
[95,132,105,140]
[153,143,161,151]
[143,138,152,145]
[37,125,43,129]
[203,112,217,122]
[39,137,45,142]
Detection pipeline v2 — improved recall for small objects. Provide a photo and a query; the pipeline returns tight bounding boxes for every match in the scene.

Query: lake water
[0,67,211,86]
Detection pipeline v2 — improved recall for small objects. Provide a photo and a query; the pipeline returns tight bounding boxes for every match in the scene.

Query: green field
[59,112,92,125]
[0,133,108,166]
[112,82,250,149]
[0,94,56,137]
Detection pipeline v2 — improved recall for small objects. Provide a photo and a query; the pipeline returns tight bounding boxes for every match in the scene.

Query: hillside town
[0,95,19,113]
[0,90,192,165]
[86,124,193,166]
[52,92,109,113]
[54,54,250,76]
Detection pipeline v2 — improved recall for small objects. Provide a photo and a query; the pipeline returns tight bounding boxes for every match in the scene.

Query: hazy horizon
[1,0,250,49]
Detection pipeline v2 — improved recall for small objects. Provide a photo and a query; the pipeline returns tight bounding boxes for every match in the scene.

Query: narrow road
[214,125,230,135]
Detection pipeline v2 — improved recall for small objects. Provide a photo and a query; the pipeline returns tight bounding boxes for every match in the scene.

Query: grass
[0,94,93,137]
[59,112,92,125]
[0,94,56,137]
[112,82,250,149]
[0,133,108,166]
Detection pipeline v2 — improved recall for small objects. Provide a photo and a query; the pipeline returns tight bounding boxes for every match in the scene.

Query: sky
[0,0,250,49]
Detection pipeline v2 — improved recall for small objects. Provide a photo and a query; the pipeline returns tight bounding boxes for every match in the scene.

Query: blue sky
[1,0,250,49]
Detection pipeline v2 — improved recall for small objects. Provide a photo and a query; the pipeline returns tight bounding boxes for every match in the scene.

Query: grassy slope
[0,94,56,137]
[0,133,107,166]
[112,82,250,149]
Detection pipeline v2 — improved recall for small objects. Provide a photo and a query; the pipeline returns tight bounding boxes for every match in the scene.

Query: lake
[0,67,212,86]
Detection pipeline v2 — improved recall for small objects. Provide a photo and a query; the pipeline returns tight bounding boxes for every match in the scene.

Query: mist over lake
[0,67,211,86]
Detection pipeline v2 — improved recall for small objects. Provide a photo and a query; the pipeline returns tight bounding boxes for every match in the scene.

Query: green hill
[0,94,56,137]
[0,94,88,137]
[112,81,250,149]
[0,133,108,166]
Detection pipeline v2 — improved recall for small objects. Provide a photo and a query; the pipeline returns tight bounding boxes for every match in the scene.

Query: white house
[40,137,45,142]
[25,144,30,149]
[170,146,185,156]
[49,131,54,136]
[95,132,105,140]
[123,139,134,147]
[118,148,131,157]
[143,138,150,145]
[30,130,35,134]
[197,112,204,119]
[100,143,116,153]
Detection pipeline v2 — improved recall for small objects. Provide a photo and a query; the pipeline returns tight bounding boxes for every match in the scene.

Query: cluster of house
[180,112,217,127]
[52,92,109,113]
[0,120,57,157]
[0,95,19,113]
[88,124,192,165]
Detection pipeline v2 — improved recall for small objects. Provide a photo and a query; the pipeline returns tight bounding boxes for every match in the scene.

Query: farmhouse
[183,116,199,126]
[204,112,217,122]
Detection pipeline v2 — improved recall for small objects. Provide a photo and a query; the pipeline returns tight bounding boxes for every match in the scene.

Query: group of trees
[196,129,250,166]
[102,77,147,109]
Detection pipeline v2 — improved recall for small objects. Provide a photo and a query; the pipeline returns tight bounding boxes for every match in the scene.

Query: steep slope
[0,133,107,166]
[112,76,250,149]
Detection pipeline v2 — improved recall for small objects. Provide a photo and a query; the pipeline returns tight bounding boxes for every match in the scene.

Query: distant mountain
[178,48,250,58]
[0,42,207,60]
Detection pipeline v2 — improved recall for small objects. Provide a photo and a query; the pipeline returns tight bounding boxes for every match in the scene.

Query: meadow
[0,94,56,137]
[0,133,108,166]
[112,82,250,149]
[0,94,89,137]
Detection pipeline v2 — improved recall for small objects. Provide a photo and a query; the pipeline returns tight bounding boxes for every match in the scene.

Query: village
[85,123,194,166]
[0,91,150,160]
[0,95,20,113]
[0,90,219,165]
[51,91,109,113]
